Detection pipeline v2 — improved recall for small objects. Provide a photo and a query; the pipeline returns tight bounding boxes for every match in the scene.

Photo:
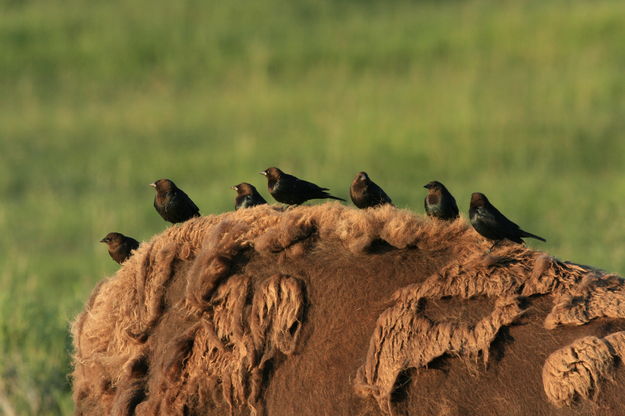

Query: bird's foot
[489,241,501,252]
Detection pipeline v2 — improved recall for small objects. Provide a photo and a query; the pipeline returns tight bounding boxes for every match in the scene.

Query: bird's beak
[259,171,267,176]
[423,185,429,189]
[231,186,237,191]
[99,238,106,243]
[149,183,156,188]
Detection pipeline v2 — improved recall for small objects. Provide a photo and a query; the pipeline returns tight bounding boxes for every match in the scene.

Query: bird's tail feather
[521,230,546,242]
[326,195,346,202]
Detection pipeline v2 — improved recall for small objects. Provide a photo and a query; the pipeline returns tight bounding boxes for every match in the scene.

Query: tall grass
[1,0,625,413]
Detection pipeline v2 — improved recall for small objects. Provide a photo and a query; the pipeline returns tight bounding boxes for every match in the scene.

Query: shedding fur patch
[542,332,625,407]
[165,273,305,415]
[354,296,523,414]
[544,275,625,329]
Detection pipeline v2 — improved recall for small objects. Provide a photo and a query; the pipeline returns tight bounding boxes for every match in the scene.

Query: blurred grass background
[1,0,625,413]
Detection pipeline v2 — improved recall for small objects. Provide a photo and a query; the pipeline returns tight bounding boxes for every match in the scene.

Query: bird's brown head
[232,182,254,194]
[260,167,282,180]
[353,171,369,184]
[100,232,124,247]
[424,181,445,192]
[150,178,175,193]
[470,192,489,208]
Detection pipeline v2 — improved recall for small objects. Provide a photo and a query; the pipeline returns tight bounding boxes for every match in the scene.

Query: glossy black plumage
[232,182,267,210]
[350,171,392,209]
[260,167,345,205]
[424,181,459,221]
[150,179,200,224]
[100,232,139,264]
[469,192,546,245]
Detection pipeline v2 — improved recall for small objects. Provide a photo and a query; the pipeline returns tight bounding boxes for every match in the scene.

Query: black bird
[469,192,546,247]
[150,179,200,223]
[424,181,459,221]
[232,182,267,210]
[259,167,345,205]
[100,232,140,264]
[350,171,393,209]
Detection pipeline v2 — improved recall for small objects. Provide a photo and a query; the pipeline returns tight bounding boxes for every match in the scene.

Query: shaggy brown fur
[72,204,625,415]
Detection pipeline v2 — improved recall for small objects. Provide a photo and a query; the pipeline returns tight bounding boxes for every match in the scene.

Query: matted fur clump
[72,203,625,416]
[542,332,625,408]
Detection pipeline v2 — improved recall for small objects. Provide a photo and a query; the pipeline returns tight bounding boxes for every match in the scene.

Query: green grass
[2,0,625,413]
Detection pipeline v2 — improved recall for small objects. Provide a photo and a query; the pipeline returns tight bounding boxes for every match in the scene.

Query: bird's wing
[449,194,459,216]
[187,195,201,214]
[175,191,200,215]
[294,177,325,193]
[491,206,520,231]
[382,191,392,204]
[128,238,140,251]
[369,182,390,204]
[275,173,298,193]
[482,205,525,242]
[475,206,502,228]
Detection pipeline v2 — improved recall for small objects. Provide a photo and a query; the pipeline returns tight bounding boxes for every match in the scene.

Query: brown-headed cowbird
[469,192,546,247]
[232,182,267,210]
[150,179,200,223]
[350,171,393,209]
[424,181,459,220]
[100,232,139,264]
[259,167,345,205]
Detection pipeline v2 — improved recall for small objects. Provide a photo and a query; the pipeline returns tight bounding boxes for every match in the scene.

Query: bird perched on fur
[350,171,392,209]
[469,192,546,247]
[150,179,200,223]
[232,182,267,210]
[260,167,345,205]
[424,181,459,220]
[100,232,139,264]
